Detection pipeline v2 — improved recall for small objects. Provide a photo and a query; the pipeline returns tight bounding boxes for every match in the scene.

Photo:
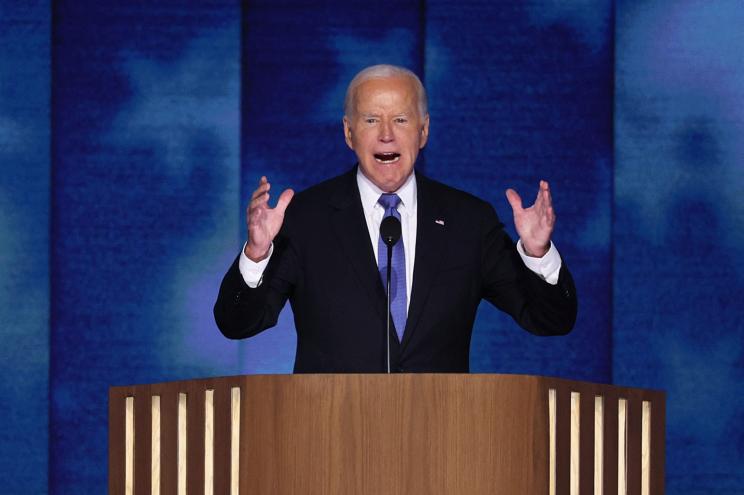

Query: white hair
[343,64,428,118]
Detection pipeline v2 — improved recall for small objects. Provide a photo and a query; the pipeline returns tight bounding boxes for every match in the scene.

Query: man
[214,64,577,373]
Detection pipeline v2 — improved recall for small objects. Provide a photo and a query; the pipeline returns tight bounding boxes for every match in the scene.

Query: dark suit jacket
[214,167,577,373]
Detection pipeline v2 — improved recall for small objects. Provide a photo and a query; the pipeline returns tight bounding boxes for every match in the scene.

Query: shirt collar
[356,166,417,217]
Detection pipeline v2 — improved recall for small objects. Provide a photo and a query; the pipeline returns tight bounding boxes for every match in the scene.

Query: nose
[379,121,394,142]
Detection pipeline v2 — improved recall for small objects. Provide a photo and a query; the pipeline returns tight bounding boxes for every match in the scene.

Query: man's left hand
[505,180,555,258]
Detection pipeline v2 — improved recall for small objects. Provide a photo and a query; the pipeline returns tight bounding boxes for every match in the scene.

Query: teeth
[375,156,400,164]
[374,153,401,164]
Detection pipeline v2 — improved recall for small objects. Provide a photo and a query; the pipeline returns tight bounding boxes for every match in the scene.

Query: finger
[543,190,552,214]
[250,191,270,210]
[250,189,269,206]
[541,182,554,222]
[251,181,270,201]
[505,188,523,212]
[534,182,545,206]
[274,189,295,215]
[545,204,555,227]
[541,180,552,205]
[533,181,552,213]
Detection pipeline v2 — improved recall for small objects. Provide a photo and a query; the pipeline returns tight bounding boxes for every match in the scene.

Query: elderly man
[214,64,577,373]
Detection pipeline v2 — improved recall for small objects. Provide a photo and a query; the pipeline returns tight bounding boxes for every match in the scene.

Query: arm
[481,181,577,335]
[214,233,297,339]
[213,177,295,339]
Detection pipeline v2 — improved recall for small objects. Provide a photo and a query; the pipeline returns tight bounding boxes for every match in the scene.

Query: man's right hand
[244,176,294,262]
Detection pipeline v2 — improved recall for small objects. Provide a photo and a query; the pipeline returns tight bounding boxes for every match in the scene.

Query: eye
[394,117,408,124]
[365,117,378,124]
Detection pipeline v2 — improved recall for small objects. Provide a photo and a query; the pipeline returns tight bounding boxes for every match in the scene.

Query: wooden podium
[109,374,664,494]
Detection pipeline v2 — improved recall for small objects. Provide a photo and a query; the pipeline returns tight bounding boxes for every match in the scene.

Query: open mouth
[374,152,401,164]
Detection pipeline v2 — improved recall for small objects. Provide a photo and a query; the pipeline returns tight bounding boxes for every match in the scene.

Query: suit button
[234,292,242,304]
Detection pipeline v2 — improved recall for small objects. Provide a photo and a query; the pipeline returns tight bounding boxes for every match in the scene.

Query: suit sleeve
[480,203,577,336]
[213,222,298,340]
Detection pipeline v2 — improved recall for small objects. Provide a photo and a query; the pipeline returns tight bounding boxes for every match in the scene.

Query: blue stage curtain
[0,1,50,492]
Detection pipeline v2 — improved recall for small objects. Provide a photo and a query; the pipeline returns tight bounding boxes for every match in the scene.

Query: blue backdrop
[1,0,742,493]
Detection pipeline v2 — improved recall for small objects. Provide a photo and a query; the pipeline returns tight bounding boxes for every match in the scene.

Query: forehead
[352,76,418,113]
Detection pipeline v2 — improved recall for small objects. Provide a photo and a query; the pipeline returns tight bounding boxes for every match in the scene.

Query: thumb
[505,188,523,212]
[275,188,295,214]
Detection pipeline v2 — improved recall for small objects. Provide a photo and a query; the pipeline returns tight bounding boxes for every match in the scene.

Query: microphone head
[380,216,402,247]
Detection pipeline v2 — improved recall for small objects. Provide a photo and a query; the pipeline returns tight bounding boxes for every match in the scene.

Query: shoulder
[294,170,353,202]
[417,173,495,216]
[282,167,357,226]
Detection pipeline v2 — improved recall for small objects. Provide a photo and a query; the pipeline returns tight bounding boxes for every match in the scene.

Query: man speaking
[214,64,577,373]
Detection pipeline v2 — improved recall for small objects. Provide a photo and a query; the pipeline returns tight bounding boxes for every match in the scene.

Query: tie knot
[378,193,402,212]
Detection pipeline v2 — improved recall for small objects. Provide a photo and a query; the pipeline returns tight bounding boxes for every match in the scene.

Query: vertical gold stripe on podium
[570,392,580,495]
[178,393,187,495]
[641,401,651,495]
[152,395,161,495]
[594,396,604,495]
[618,398,628,495]
[125,397,134,495]
[549,388,557,495]
[205,389,215,495]
[230,387,241,495]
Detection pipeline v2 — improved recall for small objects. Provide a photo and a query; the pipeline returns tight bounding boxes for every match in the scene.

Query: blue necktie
[377,193,407,341]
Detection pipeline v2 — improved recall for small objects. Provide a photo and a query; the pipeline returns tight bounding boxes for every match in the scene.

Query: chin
[377,170,412,191]
[375,175,405,192]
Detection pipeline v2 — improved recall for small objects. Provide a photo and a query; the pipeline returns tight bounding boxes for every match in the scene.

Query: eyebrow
[359,112,410,118]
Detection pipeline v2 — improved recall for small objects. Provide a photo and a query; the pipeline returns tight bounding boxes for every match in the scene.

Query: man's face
[343,75,429,192]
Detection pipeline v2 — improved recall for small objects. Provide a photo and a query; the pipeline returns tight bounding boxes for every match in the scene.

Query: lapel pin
[435,219,445,226]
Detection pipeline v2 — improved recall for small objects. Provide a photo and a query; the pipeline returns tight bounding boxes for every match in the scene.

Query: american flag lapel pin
[435,219,445,226]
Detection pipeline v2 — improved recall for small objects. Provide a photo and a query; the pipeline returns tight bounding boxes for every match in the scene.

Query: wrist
[244,242,270,262]
[521,240,549,258]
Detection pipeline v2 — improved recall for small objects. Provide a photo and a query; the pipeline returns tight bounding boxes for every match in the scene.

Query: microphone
[380,216,401,247]
[379,216,401,373]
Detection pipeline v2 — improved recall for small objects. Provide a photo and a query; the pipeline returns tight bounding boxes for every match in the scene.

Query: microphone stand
[379,215,401,374]
[385,242,393,374]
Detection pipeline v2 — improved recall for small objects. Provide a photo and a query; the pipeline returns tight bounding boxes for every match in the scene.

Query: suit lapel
[329,169,388,323]
[400,174,448,351]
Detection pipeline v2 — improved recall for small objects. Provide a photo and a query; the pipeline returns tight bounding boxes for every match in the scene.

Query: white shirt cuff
[238,242,273,288]
[516,240,562,285]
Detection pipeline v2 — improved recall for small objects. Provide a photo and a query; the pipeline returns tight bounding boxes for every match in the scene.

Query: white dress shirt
[356,168,416,310]
[239,170,562,295]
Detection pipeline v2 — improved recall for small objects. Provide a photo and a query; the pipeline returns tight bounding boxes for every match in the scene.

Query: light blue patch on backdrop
[111,31,240,175]
[616,0,744,253]
[615,0,744,489]
[320,28,420,122]
[50,9,243,490]
[523,0,612,52]
[107,27,247,376]
[0,1,50,491]
[423,1,613,381]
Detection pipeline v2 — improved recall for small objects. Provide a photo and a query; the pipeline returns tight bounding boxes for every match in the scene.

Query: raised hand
[505,180,555,258]
[244,176,294,262]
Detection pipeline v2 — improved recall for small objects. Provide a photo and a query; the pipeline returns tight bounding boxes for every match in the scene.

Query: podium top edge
[108,373,665,397]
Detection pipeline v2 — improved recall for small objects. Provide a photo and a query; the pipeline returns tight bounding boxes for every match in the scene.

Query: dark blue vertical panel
[0,2,50,492]
[425,0,613,379]
[239,0,423,371]
[51,1,241,491]
[615,0,744,491]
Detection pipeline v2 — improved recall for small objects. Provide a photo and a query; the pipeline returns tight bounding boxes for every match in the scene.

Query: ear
[419,114,430,149]
[343,116,354,150]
